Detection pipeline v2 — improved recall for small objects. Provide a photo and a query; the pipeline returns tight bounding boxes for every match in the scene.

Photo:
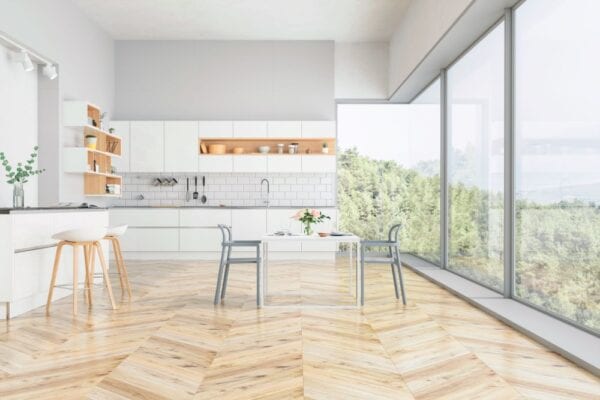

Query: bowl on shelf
[258,146,270,154]
[208,144,227,154]
[232,147,245,154]
[318,232,330,237]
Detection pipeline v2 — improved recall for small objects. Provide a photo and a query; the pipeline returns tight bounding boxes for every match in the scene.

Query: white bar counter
[0,207,109,319]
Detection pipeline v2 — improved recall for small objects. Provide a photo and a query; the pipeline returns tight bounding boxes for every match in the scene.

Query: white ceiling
[70,0,411,42]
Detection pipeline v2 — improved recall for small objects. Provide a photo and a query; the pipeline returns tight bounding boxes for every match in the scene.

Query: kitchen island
[0,207,109,319]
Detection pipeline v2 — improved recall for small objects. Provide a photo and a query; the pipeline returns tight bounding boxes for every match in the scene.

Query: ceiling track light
[42,63,58,80]
[10,49,35,72]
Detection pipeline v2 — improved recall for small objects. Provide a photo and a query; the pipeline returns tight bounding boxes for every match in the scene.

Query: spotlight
[42,63,58,80]
[11,50,34,72]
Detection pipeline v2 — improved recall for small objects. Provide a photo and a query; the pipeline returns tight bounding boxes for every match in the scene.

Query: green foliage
[0,146,45,184]
[337,148,599,331]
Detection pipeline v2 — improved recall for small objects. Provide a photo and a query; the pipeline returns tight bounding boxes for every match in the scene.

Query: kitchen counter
[0,206,107,214]
[110,205,331,209]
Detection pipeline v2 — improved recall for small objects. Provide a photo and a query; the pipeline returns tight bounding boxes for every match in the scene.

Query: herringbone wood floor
[0,259,598,399]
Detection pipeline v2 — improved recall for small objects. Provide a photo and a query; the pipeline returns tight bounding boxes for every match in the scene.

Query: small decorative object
[232,147,244,154]
[99,112,107,130]
[110,165,117,175]
[208,144,227,154]
[322,142,329,154]
[85,135,97,150]
[0,146,45,208]
[306,149,312,154]
[292,208,331,236]
[276,143,284,154]
[108,127,115,134]
[318,232,330,237]
[258,146,270,154]
[200,143,208,154]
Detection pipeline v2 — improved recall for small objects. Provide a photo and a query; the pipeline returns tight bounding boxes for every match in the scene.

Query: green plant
[0,146,45,184]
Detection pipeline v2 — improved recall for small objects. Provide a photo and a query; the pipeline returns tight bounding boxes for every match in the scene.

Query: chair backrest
[388,224,401,244]
[217,224,233,244]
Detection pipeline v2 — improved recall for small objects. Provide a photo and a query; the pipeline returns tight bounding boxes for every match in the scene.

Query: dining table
[259,233,362,308]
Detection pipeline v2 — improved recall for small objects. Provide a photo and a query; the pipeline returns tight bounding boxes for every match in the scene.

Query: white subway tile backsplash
[109,172,336,207]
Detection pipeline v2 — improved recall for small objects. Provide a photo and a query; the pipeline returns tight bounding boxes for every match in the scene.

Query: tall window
[447,22,505,291]
[337,102,440,261]
[514,0,600,330]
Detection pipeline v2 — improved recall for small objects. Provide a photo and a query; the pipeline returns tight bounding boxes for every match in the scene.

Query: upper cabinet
[267,121,301,138]
[109,121,130,173]
[164,121,199,172]
[233,121,268,137]
[198,121,233,138]
[301,121,336,138]
[130,121,164,172]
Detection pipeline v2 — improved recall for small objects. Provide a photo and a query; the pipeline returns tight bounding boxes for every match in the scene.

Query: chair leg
[394,247,406,305]
[83,244,91,307]
[255,245,261,306]
[72,244,79,315]
[46,242,64,315]
[89,242,96,303]
[111,238,127,295]
[389,247,400,299]
[115,239,132,297]
[360,245,365,306]
[220,245,233,300]
[95,242,117,310]
[213,245,227,305]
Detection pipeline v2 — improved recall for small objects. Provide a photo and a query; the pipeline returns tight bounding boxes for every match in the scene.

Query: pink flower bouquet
[292,208,331,235]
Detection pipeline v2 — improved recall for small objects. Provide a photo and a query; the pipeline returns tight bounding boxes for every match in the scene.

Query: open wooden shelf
[199,137,335,156]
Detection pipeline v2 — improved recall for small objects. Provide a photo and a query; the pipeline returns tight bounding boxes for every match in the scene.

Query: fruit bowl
[318,232,330,237]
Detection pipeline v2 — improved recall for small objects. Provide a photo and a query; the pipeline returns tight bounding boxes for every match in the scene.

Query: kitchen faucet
[260,178,270,207]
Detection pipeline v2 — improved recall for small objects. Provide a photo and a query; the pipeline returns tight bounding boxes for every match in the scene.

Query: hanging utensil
[186,177,190,202]
[193,176,199,200]
[201,176,207,204]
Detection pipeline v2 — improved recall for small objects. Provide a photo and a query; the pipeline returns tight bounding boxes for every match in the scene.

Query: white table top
[262,233,360,242]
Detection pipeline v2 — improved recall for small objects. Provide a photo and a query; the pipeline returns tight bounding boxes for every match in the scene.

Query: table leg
[356,242,361,307]
[348,242,353,295]
[264,242,269,299]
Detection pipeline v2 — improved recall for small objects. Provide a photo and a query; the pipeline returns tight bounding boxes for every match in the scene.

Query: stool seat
[106,225,128,237]
[52,227,107,242]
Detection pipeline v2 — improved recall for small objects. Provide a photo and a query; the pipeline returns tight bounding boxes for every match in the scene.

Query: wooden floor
[0,259,598,399]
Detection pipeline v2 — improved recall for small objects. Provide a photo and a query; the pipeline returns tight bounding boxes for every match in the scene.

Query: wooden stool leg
[46,242,64,315]
[111,238,126,294]
[83,244,91,306]
[95,241,117,310]
[115,238,132,298]
[73,244,79,315]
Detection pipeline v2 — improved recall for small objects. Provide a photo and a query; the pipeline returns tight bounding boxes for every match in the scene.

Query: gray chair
[213,224,262,305]
[360,224,406,306]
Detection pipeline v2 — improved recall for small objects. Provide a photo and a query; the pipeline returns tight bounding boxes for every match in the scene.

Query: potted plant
[292,208,331,236]
[0,146,45,208]
[322,142,329,154]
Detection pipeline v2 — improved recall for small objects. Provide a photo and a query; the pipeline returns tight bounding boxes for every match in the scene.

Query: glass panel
[514,0,600,331]
[337,100,440,263]
[447,22,505,291]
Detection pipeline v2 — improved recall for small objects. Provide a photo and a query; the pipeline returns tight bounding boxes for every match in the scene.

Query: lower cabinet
[119,228,179,252]
[180,228,222,252]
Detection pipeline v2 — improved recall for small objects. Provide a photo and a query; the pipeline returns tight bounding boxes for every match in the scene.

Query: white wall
[0,45,38,207]
[0,0,115,204]
[388,0,473,95]
[334,42,388,100]
[115,40,334,121]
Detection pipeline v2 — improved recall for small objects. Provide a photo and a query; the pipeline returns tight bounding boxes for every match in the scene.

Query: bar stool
[104,225,132,297]
[46,227,116,315]
[213,225,262,306]
[360,224,406,306]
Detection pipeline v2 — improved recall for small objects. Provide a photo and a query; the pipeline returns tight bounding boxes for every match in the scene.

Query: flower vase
[13,182,24,208]
[303,222,313,236]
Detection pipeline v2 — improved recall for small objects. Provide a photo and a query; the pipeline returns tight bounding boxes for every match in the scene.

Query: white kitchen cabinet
[199,155,233,173]
[179,209,231,227]
[231,209,267,241]
[301,155,336,173]
[130,121,164,172]
[302,209,338,252]
[119,228,179,252]
[233,121,267,137]
[110,209,179,227]
[180,228,222,252]
[267,155,302,173]
[198,121,233,138]
[164,121,199,172]
[267,121,301,138]
[301,121,336,138]
[266,209,302,251]
[233,155,268,173]
[109,121,130,173]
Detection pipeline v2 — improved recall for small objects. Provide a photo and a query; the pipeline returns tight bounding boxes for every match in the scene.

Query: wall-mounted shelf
[63,101,123,197]
[199,137,335,156]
